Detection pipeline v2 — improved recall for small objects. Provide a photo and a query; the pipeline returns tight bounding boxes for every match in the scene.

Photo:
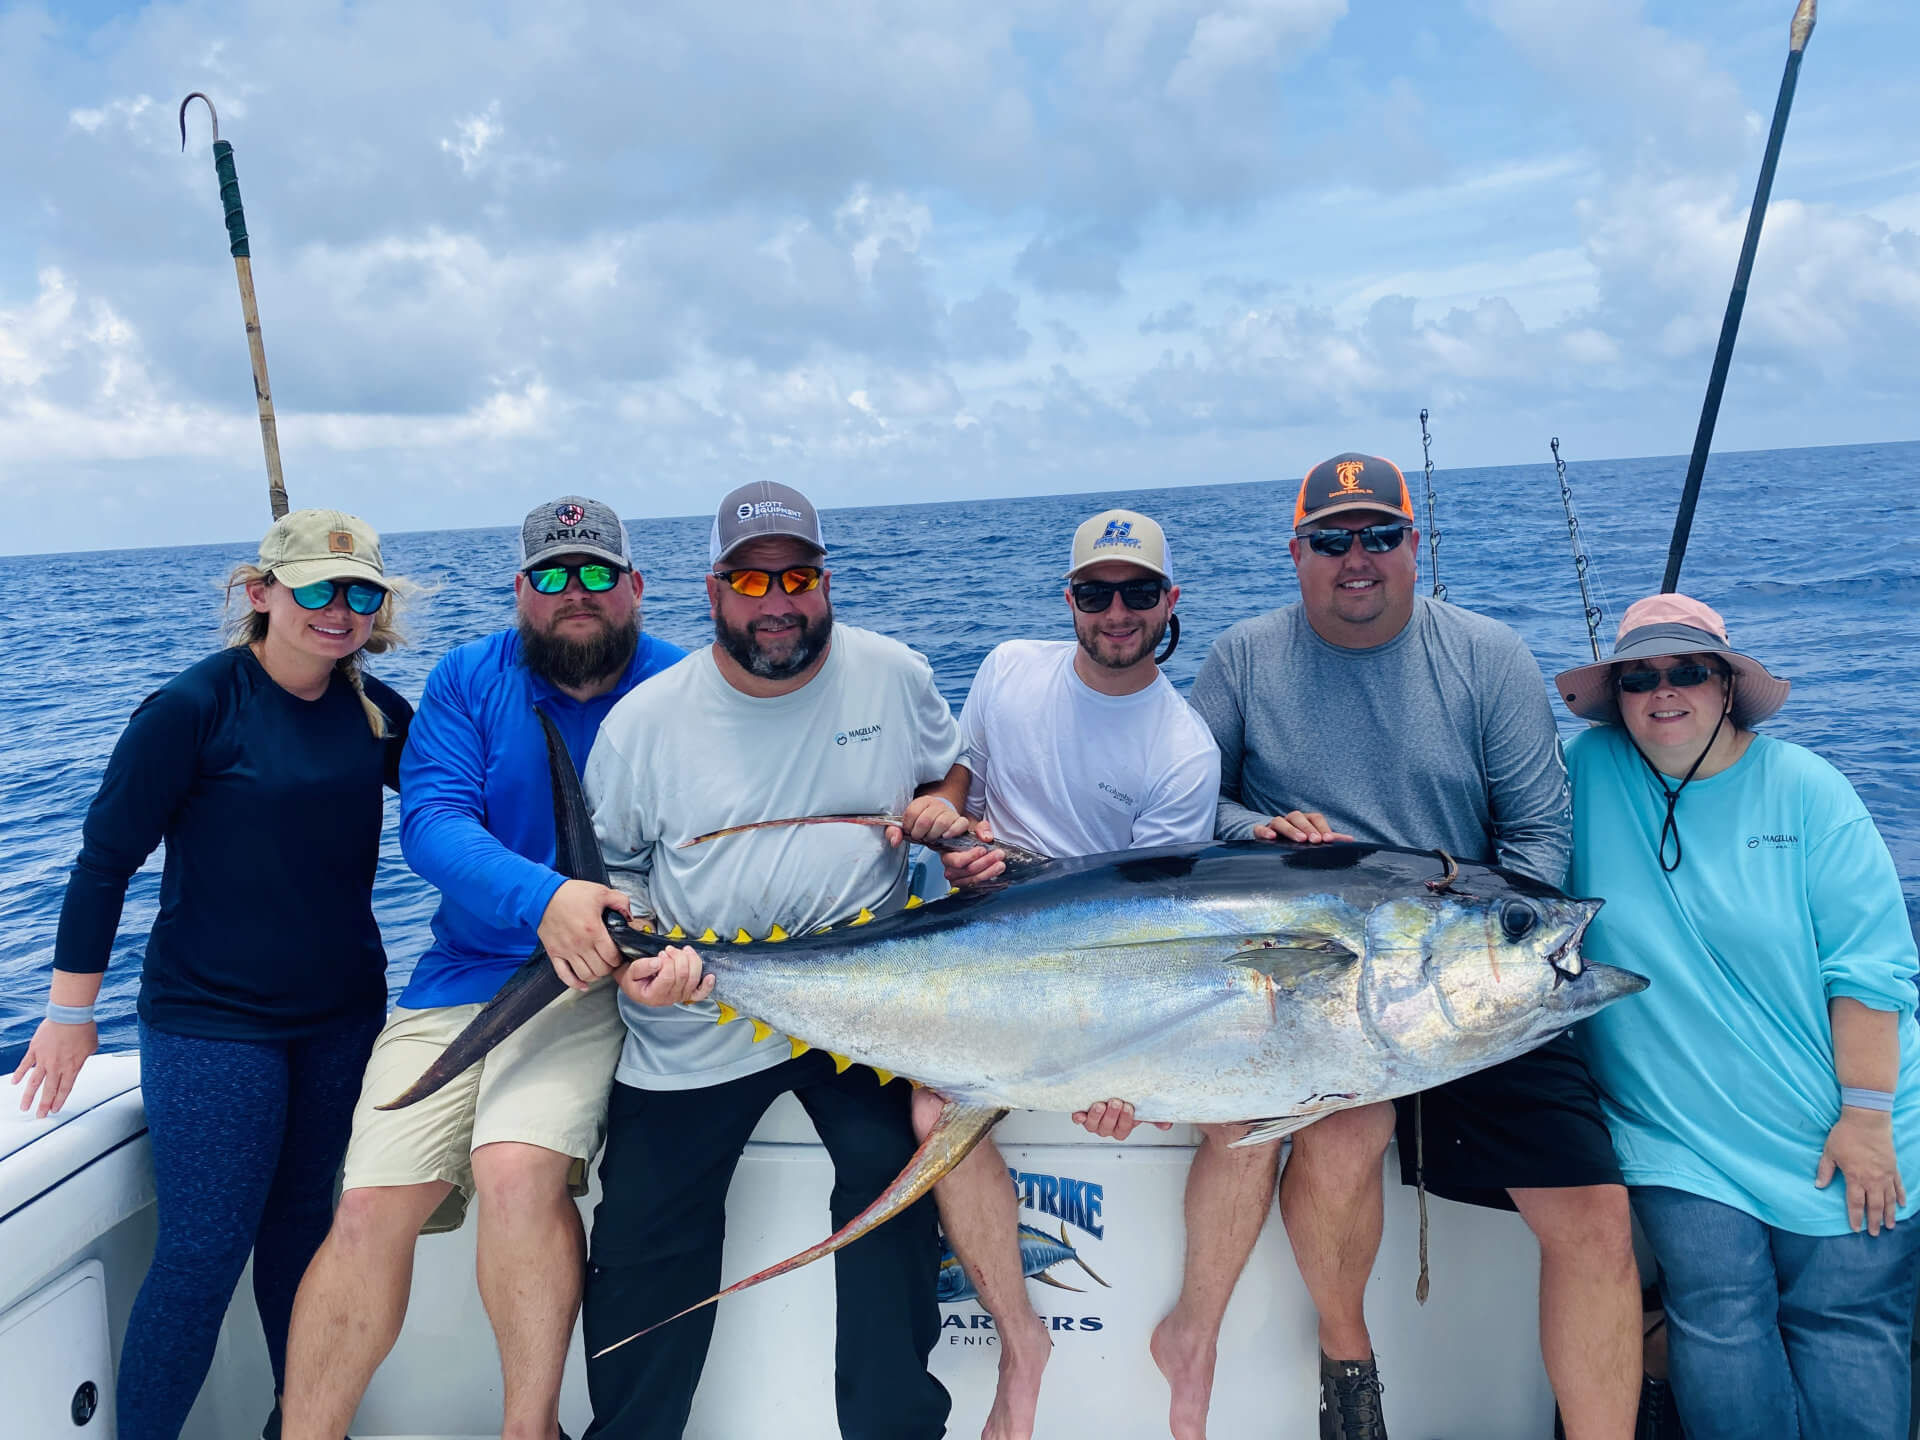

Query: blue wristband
[46,1000,96,1025]
[1841,1086,1895,1113]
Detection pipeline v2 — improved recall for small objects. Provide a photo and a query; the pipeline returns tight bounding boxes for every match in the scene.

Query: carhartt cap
[520,496,631,572]
[1554,593,1790,728]
[1064,509,1172,582]
[710,482,827,566]
[258,508,387,589]
[1294,453,1416,532]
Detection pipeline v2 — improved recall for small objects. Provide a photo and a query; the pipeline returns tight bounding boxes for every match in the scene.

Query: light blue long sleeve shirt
[1568,726,1920,1235]
[397,628,685,1008]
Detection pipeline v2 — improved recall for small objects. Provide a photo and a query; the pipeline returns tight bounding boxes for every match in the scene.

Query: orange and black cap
[1293,453,1416,533]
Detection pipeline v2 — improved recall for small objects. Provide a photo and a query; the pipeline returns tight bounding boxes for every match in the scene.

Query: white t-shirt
[956,639,1220,859]
[586,624,962,1090]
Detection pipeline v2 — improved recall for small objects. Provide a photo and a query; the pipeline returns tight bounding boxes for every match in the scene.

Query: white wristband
[46,1001,96,1026]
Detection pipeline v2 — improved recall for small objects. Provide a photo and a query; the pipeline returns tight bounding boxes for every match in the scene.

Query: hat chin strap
[1626,672,1735,874]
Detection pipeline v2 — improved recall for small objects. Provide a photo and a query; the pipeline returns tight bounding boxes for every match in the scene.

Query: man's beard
[518,608,640,690]
[1075,610,1167,671]
[715,606,833,680]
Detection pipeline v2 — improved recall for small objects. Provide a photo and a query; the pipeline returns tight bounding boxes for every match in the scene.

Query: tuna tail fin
[378,707,650,1112]
[592,1099,1009,1356]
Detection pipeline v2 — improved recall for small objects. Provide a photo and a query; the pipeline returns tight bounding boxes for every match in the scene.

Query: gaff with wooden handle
[179,92,289,520]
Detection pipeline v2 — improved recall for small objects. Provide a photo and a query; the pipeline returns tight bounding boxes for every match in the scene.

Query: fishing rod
[1661,0,1816,593]
[1418,407,1445,600]
[1552,438,1604,662]
[179,92,289,520]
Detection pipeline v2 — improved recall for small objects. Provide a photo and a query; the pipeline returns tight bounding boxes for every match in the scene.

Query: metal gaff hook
[179,92,220,150]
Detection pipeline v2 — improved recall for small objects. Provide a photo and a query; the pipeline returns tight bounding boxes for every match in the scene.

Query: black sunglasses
[525,562,624,595]
[1303,524,1409,558]
[1070,578,1167,613]
[1616,662,1725,694]
[288,578,387,615]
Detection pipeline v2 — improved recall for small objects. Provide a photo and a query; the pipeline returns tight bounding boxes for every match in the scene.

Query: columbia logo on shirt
[1096,780,1138,808]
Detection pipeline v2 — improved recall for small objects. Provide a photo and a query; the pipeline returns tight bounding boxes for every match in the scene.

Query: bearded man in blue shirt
[281,496,685,1440]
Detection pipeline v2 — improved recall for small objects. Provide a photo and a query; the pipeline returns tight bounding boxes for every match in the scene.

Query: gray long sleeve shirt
[1188,597,1571,886]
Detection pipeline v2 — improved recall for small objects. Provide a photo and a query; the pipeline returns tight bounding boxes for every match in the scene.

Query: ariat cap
[520,496,630,572]
[258,508,387,589]
[1294,453,1416,532]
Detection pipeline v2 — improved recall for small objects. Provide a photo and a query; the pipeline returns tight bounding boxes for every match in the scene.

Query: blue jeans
[118,1015,381,1440]
[1634,1185,1920,1440]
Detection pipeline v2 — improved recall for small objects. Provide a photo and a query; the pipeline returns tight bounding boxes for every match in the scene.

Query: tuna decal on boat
[937,1221,1112,1306]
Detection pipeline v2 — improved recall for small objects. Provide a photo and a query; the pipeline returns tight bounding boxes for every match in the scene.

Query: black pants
[582,1053,950,1440]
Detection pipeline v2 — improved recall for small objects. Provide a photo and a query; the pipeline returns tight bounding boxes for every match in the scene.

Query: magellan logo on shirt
[835,723,883,747]
[1745,834,1800,851]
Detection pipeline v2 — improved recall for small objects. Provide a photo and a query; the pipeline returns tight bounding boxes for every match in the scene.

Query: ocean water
[3,440,1917,1063]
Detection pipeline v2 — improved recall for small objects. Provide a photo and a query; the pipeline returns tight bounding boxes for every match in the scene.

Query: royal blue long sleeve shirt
[396,628,685,1008]
[53,647,412,1040]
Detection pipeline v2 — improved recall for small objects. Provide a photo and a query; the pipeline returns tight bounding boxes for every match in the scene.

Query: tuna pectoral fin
[1228,1107,1354,1149]
[374,952,567,1111]
[592,1099,1009,1358]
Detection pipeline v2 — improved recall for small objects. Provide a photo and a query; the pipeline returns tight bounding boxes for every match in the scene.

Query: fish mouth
[1546,899,1603,982]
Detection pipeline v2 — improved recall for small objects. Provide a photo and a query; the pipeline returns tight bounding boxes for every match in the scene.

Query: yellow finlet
[908,1078,924,1089]
[813,924,834,935]
[715,1002,739,1026]
[750,1019,772,1044]
[639,920,655,933]
[903,894,924,909]
[698,928,718,944]
[948,885,959,897]
[850,908,875,926]
[872,1068,896,1087]
[789,1037,811,1059]
[667,924,685,940]
[830,1052,853,1074]
[766,923,789,942]
[734,928,753,945]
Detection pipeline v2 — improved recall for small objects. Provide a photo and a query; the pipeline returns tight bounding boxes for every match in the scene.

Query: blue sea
[4,440,1918,1064]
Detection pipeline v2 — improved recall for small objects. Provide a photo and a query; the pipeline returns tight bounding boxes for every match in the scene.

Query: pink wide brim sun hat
[1554,593,1791,729]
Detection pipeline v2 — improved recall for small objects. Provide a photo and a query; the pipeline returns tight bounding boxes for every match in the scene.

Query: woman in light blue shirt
[1559,592,1920,1440]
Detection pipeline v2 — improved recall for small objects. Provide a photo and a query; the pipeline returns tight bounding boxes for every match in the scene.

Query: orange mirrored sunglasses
[714,566,823,598]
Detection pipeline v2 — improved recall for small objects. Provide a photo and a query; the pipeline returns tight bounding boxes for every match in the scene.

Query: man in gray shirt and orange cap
[1184,454,1640,1440]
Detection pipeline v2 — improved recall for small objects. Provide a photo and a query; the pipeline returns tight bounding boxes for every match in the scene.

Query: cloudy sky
[2,0,1916,554]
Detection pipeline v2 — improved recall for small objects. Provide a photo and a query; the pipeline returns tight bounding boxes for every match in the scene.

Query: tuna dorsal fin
[592,1099,1008,1356]
[536,706,612,887]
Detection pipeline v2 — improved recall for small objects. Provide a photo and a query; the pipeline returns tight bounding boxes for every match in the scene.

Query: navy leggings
[118,1014,381,1440]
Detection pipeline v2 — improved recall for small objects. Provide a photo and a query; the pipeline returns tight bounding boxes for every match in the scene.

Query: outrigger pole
[179,93,289,520]
[1552,438,1605,662]
[1418,408,1445,600]
[1661,0,1816,593]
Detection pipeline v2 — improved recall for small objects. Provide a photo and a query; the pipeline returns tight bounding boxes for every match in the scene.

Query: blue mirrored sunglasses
[289,578,387,615]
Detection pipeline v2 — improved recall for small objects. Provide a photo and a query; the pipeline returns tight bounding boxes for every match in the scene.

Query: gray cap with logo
[520,496,631,571]
[709,481,827,567]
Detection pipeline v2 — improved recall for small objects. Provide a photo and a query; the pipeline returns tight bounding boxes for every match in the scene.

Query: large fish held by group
[382,713,1646,1351]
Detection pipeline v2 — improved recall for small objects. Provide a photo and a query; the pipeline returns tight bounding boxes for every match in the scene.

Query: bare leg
[472,1141,585,1440]
[912,1088,1050,1440]
[280,1181,451,1440]
[1276,1103,1394,1362]
[1150,1122,1281,1440]
[1511,1185,1639,1440]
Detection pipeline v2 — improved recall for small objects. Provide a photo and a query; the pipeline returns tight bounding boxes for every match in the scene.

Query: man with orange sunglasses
[579,481,969,1440]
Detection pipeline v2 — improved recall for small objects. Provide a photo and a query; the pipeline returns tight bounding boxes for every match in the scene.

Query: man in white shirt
[579,482,970,1440]
[929,509,1224,1440]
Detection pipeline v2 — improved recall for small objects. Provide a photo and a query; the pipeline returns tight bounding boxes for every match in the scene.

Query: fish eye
[1499,899,1537,942]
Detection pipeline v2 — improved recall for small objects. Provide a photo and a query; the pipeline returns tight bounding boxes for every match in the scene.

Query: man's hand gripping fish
[382,713,1646,1355]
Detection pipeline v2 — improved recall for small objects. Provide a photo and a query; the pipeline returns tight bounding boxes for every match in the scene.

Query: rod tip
[1791,0,1815,52]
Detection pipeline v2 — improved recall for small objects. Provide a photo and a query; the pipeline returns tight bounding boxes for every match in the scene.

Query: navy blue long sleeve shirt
[53,646,413,1040]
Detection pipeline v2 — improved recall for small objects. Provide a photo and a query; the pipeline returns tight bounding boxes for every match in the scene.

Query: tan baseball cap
[1064,509,1172,582]
[258,508,387,589]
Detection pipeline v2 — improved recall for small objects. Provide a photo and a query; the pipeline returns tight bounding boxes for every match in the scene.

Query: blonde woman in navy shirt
[11,509,413,1440]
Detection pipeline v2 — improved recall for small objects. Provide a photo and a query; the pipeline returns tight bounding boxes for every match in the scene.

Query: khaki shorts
[342,979,626,1233]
